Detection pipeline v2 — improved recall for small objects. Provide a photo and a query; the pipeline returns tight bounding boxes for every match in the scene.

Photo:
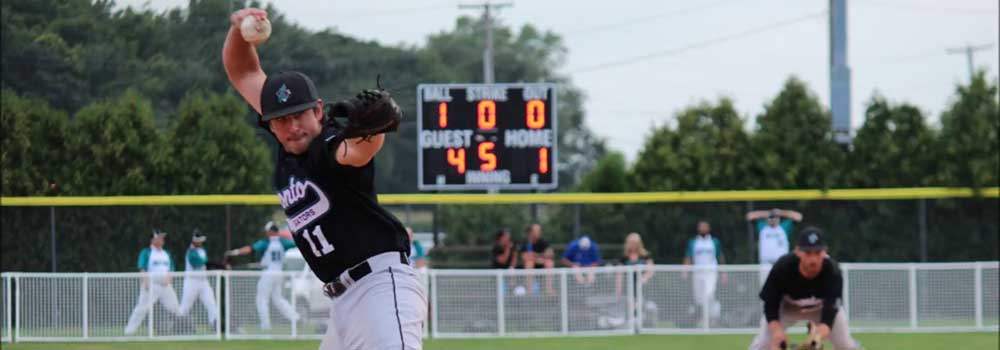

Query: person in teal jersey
[747,208,803,283]
[683,220,727,322]
[226,221,300,330]
[178,229,219,328]
[125,230,182,335]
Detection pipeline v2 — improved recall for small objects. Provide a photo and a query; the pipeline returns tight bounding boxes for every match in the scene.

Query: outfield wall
[1,262,997,342]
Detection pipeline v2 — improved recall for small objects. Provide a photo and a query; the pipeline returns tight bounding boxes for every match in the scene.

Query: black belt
[323,251,408,298]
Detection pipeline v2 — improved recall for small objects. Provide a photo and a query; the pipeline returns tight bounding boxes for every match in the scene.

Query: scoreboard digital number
[417,83,558,191]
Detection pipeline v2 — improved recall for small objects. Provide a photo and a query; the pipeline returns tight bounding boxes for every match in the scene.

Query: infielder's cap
[264,221,279,232]
[260,71,321,122]
[191,228,207,243]
[796,226,827,251]
[152,229,167,238]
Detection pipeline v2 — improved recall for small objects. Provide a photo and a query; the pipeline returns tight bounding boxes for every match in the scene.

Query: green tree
[631,98,752,191]
[64,89,166,194]
[751,77,844,189]
[0,89,72,196]
[849,94,936,187]
[937,71,999,189]
[163,91,272,194]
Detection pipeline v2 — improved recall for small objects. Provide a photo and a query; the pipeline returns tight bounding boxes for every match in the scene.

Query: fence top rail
[2,187,997,206]
[2,261,996,277]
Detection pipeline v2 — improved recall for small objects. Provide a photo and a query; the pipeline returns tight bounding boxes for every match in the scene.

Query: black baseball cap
[797,226,827,251]
[260,71,320,121]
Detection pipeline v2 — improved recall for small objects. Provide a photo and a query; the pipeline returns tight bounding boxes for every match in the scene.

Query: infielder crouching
[178,229,219,328]
[125,230,182,335]
[749,227,860,350]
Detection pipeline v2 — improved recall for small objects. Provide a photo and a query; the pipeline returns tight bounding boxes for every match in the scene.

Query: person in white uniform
[226,221,300,330]
[683,220,726,321]
[178,229,219,328]
[746,208,803,283]
[125,230,182,335]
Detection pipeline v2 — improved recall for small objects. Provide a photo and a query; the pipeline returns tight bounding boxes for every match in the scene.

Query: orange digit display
[526,100,545,129]
[438,102,448,128]
[539,147,549,174]
[447,148,466,174]
[478,142,497,171]
[477,100,497,129]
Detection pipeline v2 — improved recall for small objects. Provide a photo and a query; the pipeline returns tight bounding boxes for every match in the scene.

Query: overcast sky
[122,0,998,163]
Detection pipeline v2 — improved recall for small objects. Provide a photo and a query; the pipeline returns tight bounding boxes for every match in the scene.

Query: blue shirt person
[562,235,601,285]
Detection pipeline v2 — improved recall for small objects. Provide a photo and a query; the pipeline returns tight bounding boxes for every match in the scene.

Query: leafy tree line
[546,74,997,265]
[0,0,605,271]
[1,1,996,270]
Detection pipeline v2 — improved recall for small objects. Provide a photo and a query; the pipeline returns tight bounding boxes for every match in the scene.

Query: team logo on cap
[276,84,292,103]
[808,233,818,244]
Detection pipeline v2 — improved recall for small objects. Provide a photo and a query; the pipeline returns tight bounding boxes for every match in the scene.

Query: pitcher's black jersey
[273,126,408,283]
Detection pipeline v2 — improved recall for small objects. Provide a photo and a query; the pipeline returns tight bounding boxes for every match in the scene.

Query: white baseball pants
[748,307,861,350]
[124,282,181,334]
[692,271,720,318]
[178,278,218,325]
[319,253,427,350]
[256,272,299,330]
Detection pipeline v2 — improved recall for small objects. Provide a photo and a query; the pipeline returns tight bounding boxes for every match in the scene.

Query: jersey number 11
[302,226,334,257]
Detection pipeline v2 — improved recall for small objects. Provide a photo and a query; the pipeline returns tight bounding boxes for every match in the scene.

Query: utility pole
[829,0,852,146]
[946,43,994,81]
[459,1,513,84]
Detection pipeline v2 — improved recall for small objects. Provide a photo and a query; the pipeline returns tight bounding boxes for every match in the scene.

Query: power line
[854,0,999,16]
[565,0,738,36]
[569,11,826,74]
[946,43,996,81]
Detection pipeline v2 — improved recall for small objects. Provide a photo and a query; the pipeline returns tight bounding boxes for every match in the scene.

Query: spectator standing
[616,232,654,294]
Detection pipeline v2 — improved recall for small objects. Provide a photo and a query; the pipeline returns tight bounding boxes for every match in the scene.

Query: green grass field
[2,332,997,350]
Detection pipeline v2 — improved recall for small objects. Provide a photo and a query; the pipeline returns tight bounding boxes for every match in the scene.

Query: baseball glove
[328,76,402,140]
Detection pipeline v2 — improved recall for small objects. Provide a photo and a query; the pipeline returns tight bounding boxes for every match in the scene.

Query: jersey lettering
[277,177,331,232]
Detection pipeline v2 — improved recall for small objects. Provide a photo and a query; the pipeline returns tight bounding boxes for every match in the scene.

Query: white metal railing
[2,274,11,343]
[1,262,997,342]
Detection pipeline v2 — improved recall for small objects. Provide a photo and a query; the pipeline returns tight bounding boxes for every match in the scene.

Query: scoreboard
[417,83,558,191]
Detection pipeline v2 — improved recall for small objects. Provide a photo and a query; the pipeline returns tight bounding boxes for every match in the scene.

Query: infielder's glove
[328,76,402,140]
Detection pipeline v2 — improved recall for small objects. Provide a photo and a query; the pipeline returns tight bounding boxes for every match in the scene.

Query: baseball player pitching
[124,230,182,335]
[177,229,219,328]
[223,8,424,350]
[749,227,861,350]
[226,221,300,330]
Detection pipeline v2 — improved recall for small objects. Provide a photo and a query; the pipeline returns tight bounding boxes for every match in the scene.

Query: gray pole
[746,201,755,263]
[225,205,232,251]
[829,0,852,145]
[459,1,512,84]
[946,43,994,82]
[484,5,494,84]
[919,199,927,262]
[50,206,57,272]
[573,203,581,238]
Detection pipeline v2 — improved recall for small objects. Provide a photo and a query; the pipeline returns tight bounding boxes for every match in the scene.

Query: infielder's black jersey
[273,126,408,283]
[759,253,843,327]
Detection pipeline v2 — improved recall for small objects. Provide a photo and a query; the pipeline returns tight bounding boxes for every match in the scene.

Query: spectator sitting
[621,232,653,279]
[561,235,601,284]
[491,228,518,269]
[519,223,555,295]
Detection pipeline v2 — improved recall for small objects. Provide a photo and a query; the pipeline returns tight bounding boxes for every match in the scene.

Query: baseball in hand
[240,15,271,45]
